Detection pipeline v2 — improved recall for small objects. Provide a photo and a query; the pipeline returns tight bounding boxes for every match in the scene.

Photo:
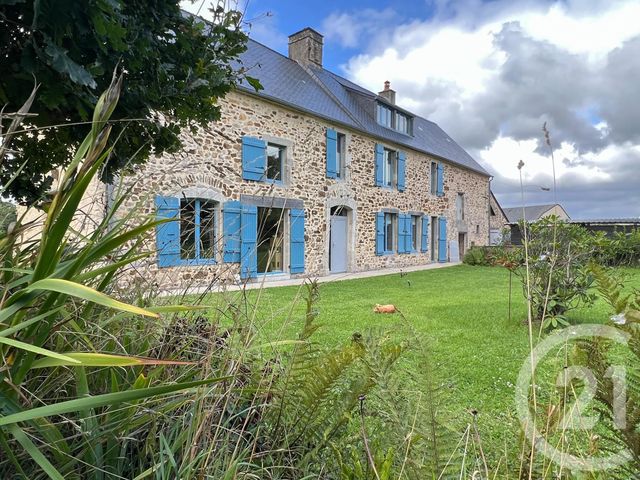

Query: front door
[458,233,466,258]
[330,215,348,273]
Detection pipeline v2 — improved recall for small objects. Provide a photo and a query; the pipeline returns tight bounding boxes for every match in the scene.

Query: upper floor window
[377,104,393,128]
[430,161,438,193]
[383,148,398,188]
[456,193,465,221]
[376,102,413,135]
[336,132,346,179]
[180,198,217,260]
[395,112,411,135]
[266,143,285,182]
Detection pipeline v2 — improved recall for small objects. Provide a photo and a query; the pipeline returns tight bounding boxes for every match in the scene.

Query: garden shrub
[511,216,596,329]
[463,246,490,266]
[592,229,640,267]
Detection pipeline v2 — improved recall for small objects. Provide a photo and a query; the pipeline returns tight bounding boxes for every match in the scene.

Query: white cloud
[332,0,640,217]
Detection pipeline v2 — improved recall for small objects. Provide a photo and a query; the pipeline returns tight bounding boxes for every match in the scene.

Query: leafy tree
[0,201,16,236]
[0,0,253,204]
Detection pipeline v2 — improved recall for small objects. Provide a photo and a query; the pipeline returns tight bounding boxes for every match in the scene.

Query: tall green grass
[0,76,448,480]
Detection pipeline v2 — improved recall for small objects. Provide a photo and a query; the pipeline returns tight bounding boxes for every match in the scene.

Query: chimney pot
[288,27,323,68]
[378,81,396,105]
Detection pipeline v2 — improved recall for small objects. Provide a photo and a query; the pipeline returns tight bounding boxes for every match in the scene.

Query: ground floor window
[257,207,285,273]
[430,216,438,261]
[384,212,396,253]
[180,198,217,260]
[411,215,420,252]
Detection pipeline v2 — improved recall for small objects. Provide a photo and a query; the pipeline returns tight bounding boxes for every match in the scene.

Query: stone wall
[490,193,508,231]
[108,90,490,291]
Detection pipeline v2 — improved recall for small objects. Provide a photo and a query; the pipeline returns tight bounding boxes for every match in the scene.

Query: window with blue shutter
[223,201,242,262]
[242,136,266,181]
[375,212,385,255]
[438,217,447,262]
[290,209,305,273]
[397,151,406,191]
[436,163,445,197]
[421,215,429,253]
[326,129,338,179]
[410,215,420,252]
[240,205,258,279]
[398,214,410,254]
[374,143,384,187]
[156,196,180,267]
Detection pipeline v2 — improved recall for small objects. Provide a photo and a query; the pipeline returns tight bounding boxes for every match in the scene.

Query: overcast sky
[182,0,640,219]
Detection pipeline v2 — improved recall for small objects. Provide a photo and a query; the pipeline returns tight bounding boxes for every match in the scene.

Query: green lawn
[205,264,640,467]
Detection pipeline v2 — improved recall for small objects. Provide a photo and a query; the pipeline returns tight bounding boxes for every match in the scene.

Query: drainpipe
[488,176,493,246]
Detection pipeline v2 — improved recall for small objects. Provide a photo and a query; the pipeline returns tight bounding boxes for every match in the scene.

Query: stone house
[53,27,493,290]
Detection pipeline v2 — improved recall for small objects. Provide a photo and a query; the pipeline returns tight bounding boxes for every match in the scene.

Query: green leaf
[0,336,80,364]
[0,307,64,338]
[7,424,65,480]
[43,40,97,89]
[245,76,263,92]
[32,352,195,369]
[0,377,228,426]
[23,278,159,318]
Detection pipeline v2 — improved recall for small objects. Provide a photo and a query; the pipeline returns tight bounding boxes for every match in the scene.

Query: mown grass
[204,264,640,467]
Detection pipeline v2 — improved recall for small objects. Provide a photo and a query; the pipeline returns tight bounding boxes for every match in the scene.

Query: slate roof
[503,204,565,223]
[570,218,640,224]
[236,39,490,176]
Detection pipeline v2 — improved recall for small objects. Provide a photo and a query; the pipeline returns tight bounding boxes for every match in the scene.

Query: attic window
[376,102,413,135]
[377,104,392,128]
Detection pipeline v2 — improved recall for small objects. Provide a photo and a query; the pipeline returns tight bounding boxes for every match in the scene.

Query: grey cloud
[599,36,640,145]
[334,3,640,217]
[492,148,640,218]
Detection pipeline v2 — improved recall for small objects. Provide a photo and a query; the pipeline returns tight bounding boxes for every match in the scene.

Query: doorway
[257,207,285,274]
[329,206,348,273]
[458,233,466,259]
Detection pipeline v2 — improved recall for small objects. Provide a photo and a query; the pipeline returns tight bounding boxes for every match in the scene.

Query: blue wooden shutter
[374,143,384,187]
[242,136,266,181]
[240,204,258,279]
[438,217,447,262]
[397,214,405,254]
[436,163,445,197]
[223,201,242,263]
[421,215,429,253]
[290,208,305,273]
[326,129,338,178]
[397,151,406,191]
[375,212,385,255]
[156,196,180,267]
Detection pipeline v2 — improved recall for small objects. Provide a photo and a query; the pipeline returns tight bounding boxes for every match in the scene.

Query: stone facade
[490,192,508,231]
[108,90,490,290]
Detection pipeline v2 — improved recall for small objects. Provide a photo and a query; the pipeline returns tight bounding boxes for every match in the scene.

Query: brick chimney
[288,28,323,68]
[378,80,396,105]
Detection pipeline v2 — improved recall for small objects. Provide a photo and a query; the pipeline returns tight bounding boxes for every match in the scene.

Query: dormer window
[377,104,393,128]
[395,111,411,135]
[376,102,413,135]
